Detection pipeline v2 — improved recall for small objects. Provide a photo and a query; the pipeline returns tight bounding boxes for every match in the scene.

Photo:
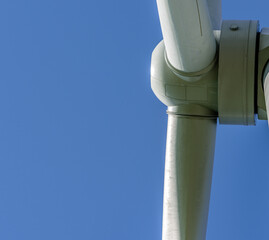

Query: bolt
[230,24,239,31]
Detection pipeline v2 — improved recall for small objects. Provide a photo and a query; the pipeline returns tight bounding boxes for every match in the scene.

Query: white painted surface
[162,115,216,240]
[156,0,217,72]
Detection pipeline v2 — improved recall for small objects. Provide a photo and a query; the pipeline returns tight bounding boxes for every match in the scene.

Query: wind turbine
[151,0,269,239]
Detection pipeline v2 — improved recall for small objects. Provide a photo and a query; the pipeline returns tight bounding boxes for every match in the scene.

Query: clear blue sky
[0,0,269,239]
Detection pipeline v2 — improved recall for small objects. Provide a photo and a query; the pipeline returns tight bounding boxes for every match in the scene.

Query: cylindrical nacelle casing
[218,20,259,125]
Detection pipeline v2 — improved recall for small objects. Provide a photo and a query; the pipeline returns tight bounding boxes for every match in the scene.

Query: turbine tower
[151,0,269,239]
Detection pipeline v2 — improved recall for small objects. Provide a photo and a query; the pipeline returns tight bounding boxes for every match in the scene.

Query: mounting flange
[218,20,259,125]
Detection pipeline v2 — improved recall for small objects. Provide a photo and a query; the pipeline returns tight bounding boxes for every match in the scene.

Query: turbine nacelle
[152,0,269,239]
[152,20,269,123]
[151,14,269,240]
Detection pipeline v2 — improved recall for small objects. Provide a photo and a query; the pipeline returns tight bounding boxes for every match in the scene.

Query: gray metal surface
[162,114,216,240]
[218,20,258,125]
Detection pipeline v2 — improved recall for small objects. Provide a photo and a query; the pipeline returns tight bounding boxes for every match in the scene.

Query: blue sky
[0,0,269,239]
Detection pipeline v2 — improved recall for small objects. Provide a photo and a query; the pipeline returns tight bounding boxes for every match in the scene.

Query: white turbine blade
[206,0,222,30]
[263,63,269,124]
[156,0,216,73]
[163,115,216,240]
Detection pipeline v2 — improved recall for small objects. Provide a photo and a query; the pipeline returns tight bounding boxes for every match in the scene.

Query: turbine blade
[156,0,217,72]
[162,114,216,240]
